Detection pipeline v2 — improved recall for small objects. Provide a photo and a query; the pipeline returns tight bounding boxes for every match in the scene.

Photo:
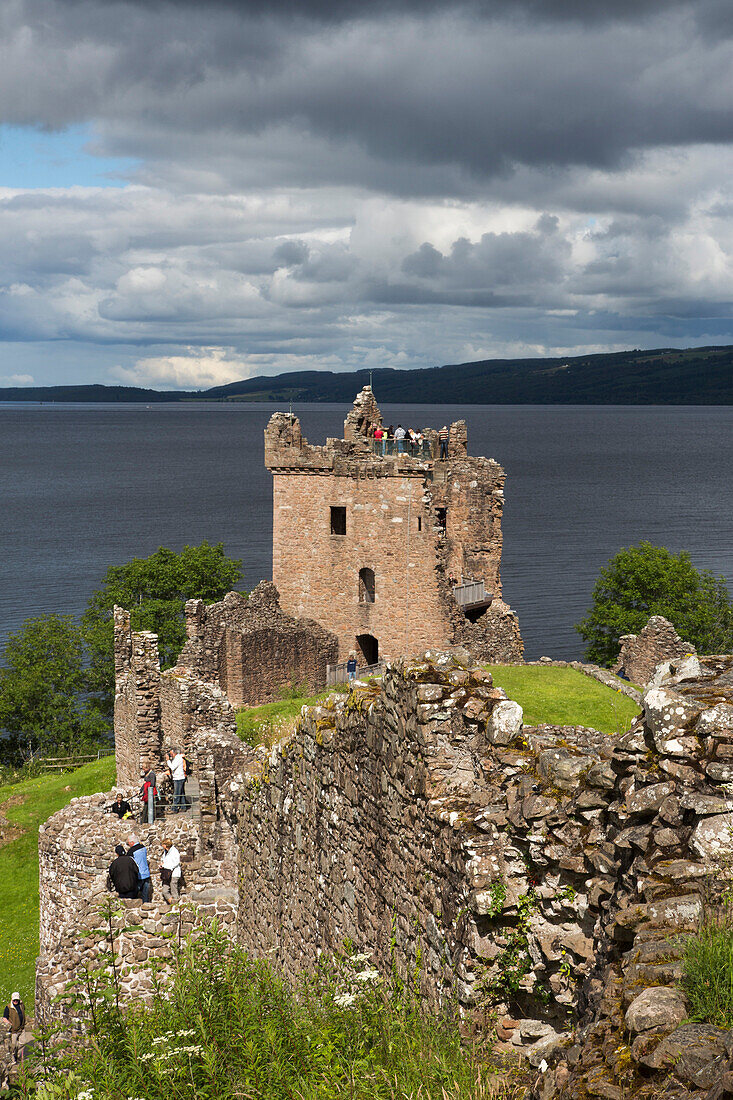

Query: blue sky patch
[0,124,137,190]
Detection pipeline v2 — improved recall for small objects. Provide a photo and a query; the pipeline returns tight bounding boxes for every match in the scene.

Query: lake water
[1,402,732,661]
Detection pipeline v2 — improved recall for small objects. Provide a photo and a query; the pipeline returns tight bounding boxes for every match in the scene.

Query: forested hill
[3,345,733,404]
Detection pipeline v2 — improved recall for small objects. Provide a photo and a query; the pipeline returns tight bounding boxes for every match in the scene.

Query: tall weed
[22,927,522,1100]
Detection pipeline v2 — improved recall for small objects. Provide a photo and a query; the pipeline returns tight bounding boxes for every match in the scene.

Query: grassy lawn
[237,691,344,747]
[238,666,638,747]
[487,664,639,735]
[0,755,116,1011]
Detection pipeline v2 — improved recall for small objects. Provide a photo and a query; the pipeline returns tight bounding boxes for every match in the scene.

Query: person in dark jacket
[127,834,152,902]
[110,794,131,818]
[107,843,140,898]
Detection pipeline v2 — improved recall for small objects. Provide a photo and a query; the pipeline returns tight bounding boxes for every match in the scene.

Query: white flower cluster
[330,949,383,1010]
[139,1029,203,1065]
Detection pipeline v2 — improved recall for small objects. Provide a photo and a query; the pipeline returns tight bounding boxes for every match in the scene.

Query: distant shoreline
[2,343,733,404]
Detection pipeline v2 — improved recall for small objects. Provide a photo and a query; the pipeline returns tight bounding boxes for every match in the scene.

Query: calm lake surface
[1,402,732,661]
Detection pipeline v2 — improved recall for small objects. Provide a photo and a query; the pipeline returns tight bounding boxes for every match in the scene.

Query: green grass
[682,919,733,1028]
[0,755,116,1011]
[237,667,639,746]
[237,690,347,747]
[486,665,639,735]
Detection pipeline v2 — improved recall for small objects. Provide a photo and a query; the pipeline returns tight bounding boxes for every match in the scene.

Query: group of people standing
[372,423,425,455]
[107,833,182,905]
[111,748,191,826]
[371,422,450,459]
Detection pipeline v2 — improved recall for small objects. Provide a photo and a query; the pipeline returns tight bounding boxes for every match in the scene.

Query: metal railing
[453,580,492,607]
[326,659,386,687]
[369,439,433,460]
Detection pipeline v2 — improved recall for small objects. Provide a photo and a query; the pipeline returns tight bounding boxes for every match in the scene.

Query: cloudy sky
[2,0,733,388]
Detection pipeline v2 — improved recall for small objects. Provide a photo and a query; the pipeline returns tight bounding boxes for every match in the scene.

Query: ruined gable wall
[614,614,696,687]
[177,585,339,707]
[272,471,453,661]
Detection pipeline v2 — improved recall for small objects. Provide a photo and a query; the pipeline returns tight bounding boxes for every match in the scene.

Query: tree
[83,542,243,715]
[576,542,733,667]
[0,615,106,762]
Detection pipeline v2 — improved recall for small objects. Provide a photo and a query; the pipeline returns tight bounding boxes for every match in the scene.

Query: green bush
[681,919,733,1028]
[24,926,517,1100]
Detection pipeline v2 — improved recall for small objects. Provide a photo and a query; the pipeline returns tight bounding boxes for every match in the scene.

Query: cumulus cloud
[0,372,34,385]
[111,346,258,388]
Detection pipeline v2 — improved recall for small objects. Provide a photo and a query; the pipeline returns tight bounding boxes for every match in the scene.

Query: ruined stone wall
[432,456,505,595]
[456,599,524,663]
[159,667,236,752]
[36,791,236,1029]
[178,584,339,706]
[233,659,619,1019]
[114,608,162,787]
[114,609,238,783]
[614,614,696,686]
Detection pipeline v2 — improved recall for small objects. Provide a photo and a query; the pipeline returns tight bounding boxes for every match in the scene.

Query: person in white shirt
[160,838,182,903]
[394,424,406,453]
[167,749,187,814]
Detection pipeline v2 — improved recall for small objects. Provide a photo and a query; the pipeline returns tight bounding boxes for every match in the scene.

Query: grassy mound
[487,665,638,735]
[0,755,116,1010]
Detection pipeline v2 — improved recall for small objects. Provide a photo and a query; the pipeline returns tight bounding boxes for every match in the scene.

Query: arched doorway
[356,633,378,666]
[358,567,375,603]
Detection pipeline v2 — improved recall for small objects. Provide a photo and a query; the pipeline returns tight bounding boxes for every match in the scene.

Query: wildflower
[334,992,357,1007]
[351,951,371,964]
[355,969,380,983]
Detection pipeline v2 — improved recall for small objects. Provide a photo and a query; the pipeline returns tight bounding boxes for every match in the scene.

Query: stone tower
[264,386,522,666]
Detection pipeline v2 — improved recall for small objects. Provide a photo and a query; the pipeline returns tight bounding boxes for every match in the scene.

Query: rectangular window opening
[330,506,347,535]
[417,516,422,532]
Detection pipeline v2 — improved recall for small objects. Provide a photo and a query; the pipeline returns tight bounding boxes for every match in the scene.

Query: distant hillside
[0,383,181,403]
[2,345,733,404]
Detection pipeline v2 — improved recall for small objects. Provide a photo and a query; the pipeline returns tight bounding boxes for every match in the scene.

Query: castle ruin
[265,386,523,666]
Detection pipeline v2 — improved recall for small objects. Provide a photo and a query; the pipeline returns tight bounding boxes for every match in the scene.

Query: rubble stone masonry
[37,644,733,1099]
[178,582,339,706]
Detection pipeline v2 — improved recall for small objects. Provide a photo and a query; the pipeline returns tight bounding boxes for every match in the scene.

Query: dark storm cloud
[52,0,688,27]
